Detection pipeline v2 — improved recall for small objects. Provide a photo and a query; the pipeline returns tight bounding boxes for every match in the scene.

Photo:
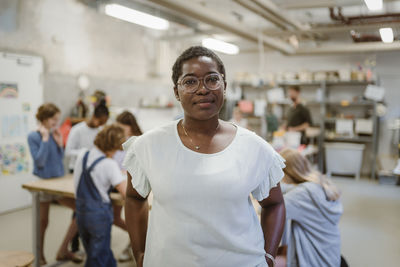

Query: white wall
[0,52,43,213]
[0,0,180,118]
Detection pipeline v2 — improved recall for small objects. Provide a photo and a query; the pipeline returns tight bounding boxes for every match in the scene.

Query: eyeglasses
[177,73,225,93]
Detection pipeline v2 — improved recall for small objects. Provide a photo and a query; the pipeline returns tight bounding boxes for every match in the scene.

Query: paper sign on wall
[1,115,29,138]
[0,143,29,175]
[0,83,18,98]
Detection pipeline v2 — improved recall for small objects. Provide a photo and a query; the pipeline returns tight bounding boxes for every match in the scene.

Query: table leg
[32,192,40,267]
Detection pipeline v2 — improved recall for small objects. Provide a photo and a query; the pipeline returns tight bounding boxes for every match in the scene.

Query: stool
[0,251,34,267]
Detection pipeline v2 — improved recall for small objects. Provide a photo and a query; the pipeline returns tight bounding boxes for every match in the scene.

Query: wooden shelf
[278,81,374,87]
[324,136,373,143]
[326,101,374,106]
[278,82,321,87]
[326,81,374,86]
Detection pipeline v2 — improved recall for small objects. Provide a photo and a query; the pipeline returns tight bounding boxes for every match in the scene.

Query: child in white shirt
[74,124,127,267]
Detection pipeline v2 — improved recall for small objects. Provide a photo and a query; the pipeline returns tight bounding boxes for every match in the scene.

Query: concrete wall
[1,0,399,157]
[0,0,180,119]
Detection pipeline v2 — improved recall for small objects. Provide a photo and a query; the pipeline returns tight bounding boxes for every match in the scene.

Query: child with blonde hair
[277,148,343,267]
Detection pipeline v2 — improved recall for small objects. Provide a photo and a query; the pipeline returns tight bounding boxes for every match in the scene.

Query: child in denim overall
[74,125,127,267]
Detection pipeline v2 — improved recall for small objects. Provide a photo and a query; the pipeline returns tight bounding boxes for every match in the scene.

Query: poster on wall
[0,143,29,176]
[0,83,18,98]
[1,115,29,138]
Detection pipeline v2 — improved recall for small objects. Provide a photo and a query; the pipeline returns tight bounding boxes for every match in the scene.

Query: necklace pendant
[195,146,200,150]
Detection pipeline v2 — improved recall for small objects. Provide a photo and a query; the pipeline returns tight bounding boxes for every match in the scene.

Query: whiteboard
[0,52,43,213]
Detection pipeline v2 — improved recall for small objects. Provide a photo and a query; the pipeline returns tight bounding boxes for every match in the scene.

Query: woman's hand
[52,128,63,147]
[266,256,273,267]
[38,125,50,141]
[136,254,144,267]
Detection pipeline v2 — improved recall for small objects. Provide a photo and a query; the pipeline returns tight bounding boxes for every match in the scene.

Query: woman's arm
[259,183,286,267]
[27,133,50,168]
[125,172,149,267]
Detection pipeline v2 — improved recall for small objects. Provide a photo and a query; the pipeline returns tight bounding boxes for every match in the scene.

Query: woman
[27,103,82,265]
[278,149,343,267]
[113,111,143,262]
[123,46,286,267]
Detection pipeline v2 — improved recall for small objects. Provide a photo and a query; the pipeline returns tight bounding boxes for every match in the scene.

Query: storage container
[325,142,365,180]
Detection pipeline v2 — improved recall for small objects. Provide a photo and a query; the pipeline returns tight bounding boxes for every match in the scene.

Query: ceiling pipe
[233,0,288,30]
[280,0,398,9]
[295,41,400,55]
[240,41,400,54]
[264,21,400,36]
[329,7,349,24]
[146,0,295,54]
[330,7,400,25]
[249,0,309,31]
[350,30,382,42]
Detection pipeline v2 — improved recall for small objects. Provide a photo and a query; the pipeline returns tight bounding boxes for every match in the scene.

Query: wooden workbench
[22,174,124,267]
[22,174,124,205]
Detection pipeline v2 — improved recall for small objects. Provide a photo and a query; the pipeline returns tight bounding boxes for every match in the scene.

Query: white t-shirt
[122,120,285,267]
[74,147,125,203]
[65,121,101,170]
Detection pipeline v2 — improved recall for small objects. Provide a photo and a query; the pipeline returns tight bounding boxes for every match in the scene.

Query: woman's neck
[182,116,220,135]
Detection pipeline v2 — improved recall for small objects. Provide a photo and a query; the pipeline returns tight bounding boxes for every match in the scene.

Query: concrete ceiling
[124,0,400,54]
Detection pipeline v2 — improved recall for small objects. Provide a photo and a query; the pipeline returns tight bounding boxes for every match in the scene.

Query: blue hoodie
[281,182,343,267]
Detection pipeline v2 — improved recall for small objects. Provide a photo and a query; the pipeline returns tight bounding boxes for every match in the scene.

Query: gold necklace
[181,121,220,150]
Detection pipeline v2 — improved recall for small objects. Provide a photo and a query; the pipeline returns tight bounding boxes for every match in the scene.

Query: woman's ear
[174,87,180,101]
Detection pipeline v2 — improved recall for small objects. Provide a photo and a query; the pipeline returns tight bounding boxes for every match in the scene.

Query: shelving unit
[237,80,379,179]
[279,80,379,179]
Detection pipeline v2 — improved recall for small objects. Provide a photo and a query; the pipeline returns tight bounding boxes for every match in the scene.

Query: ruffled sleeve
[122,136,151,198]
[251,151,286,201]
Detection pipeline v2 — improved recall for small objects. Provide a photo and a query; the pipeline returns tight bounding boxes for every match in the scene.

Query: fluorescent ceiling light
[105,4,169,30]
[363,0,383,11]
[202,38,239,55]
[379,28,394,43]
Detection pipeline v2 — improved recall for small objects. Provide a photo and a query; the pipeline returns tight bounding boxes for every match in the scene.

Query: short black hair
[94,100,109,118]
[171,46,226,87]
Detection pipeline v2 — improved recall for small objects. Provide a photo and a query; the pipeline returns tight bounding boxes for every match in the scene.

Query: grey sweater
[281,182,343,267]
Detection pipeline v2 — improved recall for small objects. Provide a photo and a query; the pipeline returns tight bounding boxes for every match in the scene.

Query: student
[65,101,109,172]
[74,124,127,267]
[27,103,82,265]
[114,111,143,170]
[113,111,143,262]
[277,148,343,267]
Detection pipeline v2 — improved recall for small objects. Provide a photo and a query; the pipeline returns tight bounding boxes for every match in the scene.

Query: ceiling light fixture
[379,28,394,43]
[202,38,239,55]
[104,3,169,30]
[363,0,383,11]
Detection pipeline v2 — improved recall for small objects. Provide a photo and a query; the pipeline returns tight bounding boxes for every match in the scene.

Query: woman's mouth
[195,99,214,108]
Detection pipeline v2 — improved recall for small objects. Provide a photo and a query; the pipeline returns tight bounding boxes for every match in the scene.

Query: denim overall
[76,151,116,267]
